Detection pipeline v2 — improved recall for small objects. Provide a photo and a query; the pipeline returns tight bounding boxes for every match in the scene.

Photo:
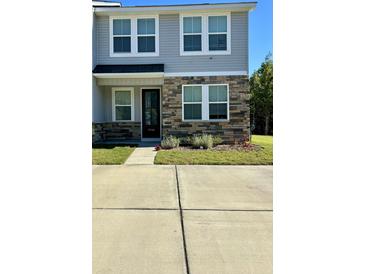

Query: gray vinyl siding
[92,13,96,69]
[92,77,104,122]
[95,12,248,73]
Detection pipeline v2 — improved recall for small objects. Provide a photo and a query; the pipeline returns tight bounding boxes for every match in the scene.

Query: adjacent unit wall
[95,12,248,73]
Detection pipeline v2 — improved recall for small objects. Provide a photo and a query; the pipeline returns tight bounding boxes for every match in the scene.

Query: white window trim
[182,84,230,122]
[112,87,135,122]
[179,12,231,56]
[110,15,159,57]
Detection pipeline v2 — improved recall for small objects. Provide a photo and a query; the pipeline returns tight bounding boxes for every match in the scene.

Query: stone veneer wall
[92,122,141,143]
[162,75,250,144]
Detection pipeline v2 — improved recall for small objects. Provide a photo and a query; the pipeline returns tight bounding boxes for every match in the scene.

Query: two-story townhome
[92,1,256,144]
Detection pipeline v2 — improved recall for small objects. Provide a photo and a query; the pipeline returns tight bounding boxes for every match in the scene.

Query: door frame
[140,87,162,141]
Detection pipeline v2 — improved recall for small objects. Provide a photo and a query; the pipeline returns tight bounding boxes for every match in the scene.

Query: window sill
[180,50,231,56]
[110,52,159,58]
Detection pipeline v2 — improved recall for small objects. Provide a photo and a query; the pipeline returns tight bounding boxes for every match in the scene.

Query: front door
[142,89,160,138]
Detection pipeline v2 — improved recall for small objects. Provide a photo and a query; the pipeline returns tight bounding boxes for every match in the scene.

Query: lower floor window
[184,104,202,120]
[112,87,134,121]
[209,103,227,119]
[182,84,229,121]
[208,85,228,119]
[116,105,131,120]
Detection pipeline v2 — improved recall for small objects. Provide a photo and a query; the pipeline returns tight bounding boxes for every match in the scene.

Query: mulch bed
[158,144,262,152]
[212,144,262,152]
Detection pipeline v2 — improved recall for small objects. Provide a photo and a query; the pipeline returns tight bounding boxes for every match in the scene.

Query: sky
[104,0,272,74]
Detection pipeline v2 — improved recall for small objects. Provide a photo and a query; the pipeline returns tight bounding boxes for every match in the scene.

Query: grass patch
[154,135,272,165]
[92,145,135,165]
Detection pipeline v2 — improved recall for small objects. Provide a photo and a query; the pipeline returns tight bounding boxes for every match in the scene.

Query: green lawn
[92,146,135,165]
[154,135,273,165]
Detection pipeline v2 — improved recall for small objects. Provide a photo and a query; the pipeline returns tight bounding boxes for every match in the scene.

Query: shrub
[201,134,214,149]
[192,134,213,149]
[179,136,192,146]
[161,136,180,149]
[212,136,223,146]
[191,136,202,148]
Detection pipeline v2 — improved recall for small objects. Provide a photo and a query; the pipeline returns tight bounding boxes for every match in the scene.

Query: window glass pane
[183,17,202,33]
[184,35,202,51]
[209,86,228,102]
[184,104,202,120]
[209,103,227,119]
[113,19,131,35]
[113,37,131,53]
[137,18,155,35]
[208,16,227,33]
[115,90,131,105]
[209,34,227,51]
[184,86,202,102]
[138,36,155,52]
[116,106,131,120]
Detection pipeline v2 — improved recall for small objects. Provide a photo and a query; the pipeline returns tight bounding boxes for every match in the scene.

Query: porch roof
[92,64,164,74]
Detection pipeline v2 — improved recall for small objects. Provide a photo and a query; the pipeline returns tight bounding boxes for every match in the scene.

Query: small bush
[161,136,180,149]
[212,136,223,146]
[192,134,213,149]
[179,136,192,146]
[179,135,222,147]
[201,134,214,149]
[191,136,202,148]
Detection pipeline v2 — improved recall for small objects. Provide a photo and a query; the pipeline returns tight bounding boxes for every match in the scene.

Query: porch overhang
[93,64,165,85]
[93,72,164,79]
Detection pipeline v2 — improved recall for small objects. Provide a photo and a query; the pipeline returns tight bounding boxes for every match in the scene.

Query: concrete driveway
[93,165,272,274]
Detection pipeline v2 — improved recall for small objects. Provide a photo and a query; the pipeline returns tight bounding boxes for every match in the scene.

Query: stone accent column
[162,75,250,144]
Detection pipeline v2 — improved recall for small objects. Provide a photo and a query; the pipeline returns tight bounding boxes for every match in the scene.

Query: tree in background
[250,54,273,135]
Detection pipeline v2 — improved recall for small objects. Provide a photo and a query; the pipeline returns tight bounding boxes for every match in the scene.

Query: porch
[92,65,164,144]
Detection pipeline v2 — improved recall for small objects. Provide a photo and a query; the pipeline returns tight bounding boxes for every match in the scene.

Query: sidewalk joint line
[92,208,177,211]
[175,165,191,274]
[183,208,273,212]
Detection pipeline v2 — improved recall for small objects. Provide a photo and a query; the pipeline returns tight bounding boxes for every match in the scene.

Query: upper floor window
[137,19,156,52]
[110,16,159,57]
[180,13,231,56]
[183,17,202,52]
[112,19,131,53]
[208,16,228,51]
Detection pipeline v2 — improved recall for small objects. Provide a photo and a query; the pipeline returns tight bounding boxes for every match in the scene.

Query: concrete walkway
[93,165,272,274]
[124,146,157,165]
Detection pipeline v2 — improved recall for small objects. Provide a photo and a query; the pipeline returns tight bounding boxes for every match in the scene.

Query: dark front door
[142,89,160,138]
